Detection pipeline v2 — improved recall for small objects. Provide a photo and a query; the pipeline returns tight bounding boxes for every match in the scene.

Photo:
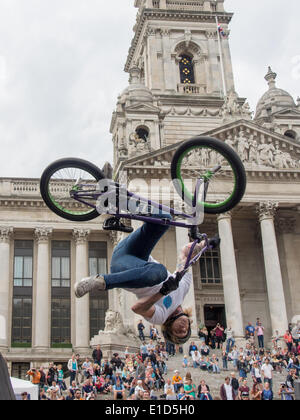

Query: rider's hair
[161,307,193,345]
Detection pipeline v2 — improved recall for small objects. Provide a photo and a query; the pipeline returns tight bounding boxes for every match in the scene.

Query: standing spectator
[57,364,66,394]
[224,326,235,353]
[238,379,250,401]
[284,330,293,353]
[256,322,265,349]
[92,345,103,366]
[230,372,240,399]
[68,354,78,385]
[220,377,235,400]
[251,383,262,400]
[137,320,145,341]
[261,358,274,390]
[27,368,41,387]
[213,324,224,350]
[222,351,228,371]
[278,383,294,401]
[261,382,273,400]
[237,356,247,379]
[251,361,263,389]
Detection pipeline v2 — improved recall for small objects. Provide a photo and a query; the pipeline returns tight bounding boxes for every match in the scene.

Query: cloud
[0,0,299,178]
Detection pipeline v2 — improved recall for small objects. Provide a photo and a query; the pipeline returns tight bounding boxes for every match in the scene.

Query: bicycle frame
[71,175,215,271]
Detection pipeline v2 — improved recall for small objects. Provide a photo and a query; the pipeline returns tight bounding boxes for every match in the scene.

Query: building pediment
[125,102,161,114]
[271,108,300,119]
[116,119,300,180]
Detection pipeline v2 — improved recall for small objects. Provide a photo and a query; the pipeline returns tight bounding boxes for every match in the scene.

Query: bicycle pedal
[103,217,134,233]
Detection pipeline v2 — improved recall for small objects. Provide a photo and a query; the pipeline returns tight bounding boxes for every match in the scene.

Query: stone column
[257,202,289,336]
[73,229,91,354]
[277,216,300,317]
[217,213,244,338]
[175,227,198,337]
[34,227,52,352]
[0,227,13,351]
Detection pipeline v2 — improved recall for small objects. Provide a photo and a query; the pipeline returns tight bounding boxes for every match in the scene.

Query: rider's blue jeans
[103,215,172,290]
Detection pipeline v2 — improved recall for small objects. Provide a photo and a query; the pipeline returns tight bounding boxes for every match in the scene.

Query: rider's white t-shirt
[124,257,192,325]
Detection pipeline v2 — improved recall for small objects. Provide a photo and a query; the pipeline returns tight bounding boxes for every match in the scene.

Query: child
[182,355,190,368]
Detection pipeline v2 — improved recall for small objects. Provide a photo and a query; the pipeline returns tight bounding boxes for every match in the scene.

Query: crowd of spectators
[21,320,299,401]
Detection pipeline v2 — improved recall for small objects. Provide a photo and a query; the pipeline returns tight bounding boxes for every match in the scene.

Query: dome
[121,66,154,103]
[255,67,296,119]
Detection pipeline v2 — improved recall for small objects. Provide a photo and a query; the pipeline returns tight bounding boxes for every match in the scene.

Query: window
[51,298,71,345]
[13,241,33,287]
[51,241,71,288]
[11,363,30,380]
[51,241,71,346]
[12,298,32,345]
[200,249,222,284]
[12,241,33,346]
[284,130,296,140]
[135,126,149,142]
[89,242,109,339]
[179,54,195,85]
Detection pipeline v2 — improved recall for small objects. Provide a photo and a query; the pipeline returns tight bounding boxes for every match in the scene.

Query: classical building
[1,0,300,376]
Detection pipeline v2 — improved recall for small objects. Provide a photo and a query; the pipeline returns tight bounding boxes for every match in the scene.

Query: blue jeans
[226,338,235,353]
[103,215,171,290]
[258,335,264,348]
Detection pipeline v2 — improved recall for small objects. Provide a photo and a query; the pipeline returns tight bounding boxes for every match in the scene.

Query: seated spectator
[172,370,183,393]
[184,378,196,400]
[197,380,212,401]
[200,342,210,357]
[188,341,198,356]
[210,354,220,374]
[192,350,201,368]
[113,377,125,400]
[177,386,186,400]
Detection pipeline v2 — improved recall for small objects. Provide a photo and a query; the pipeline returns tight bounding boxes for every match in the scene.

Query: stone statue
[248,135,258,164]
[257,139,275,167]
[129,132,149,156]
[104,310,126,335]
[225,134,235,150]
[237,131,249,162]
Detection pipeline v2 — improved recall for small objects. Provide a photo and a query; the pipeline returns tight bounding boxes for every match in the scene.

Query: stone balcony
[177,83,207,95]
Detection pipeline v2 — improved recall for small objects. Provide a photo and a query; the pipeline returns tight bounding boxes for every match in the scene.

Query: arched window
[284,130,296,140]
[179,54,195,85]
[136,126,149,142]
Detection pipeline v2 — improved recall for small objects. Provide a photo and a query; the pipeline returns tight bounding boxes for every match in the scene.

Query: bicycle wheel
[171,136,246,214]
[40,158,104,222]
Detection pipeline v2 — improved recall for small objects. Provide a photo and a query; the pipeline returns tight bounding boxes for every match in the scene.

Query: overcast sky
[0,0,299,178]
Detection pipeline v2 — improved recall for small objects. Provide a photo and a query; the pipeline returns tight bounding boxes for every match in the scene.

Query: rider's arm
[131,292,163,318]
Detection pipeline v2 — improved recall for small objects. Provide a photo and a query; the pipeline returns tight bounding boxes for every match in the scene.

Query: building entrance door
[204,304,227,333]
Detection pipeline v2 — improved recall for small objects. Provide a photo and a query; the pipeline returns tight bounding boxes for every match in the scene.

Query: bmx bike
[40,136,246,273]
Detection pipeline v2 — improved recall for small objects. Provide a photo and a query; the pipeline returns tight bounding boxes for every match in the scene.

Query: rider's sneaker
[103,217,134,233]
[74,275,106,298]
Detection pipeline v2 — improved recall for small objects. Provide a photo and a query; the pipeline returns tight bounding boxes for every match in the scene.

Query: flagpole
[215,13,227,97]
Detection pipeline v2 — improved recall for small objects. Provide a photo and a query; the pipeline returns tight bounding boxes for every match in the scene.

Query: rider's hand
[159,271,185,296]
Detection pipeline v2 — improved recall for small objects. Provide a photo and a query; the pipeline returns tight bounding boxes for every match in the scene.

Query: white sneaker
[74,275,106,298]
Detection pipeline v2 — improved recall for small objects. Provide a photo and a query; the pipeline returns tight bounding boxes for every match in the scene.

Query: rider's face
[171,316,190,339]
